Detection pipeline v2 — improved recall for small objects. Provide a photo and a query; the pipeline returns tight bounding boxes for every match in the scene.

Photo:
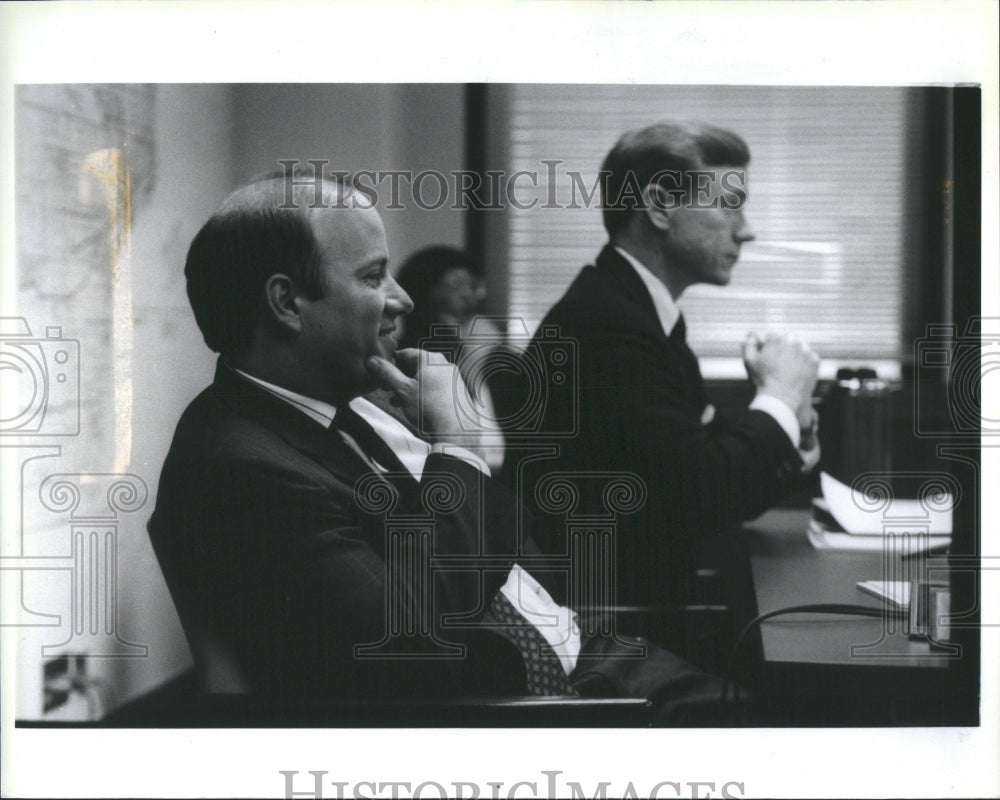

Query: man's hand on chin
[362,387,418,432]
[365,349,482,450]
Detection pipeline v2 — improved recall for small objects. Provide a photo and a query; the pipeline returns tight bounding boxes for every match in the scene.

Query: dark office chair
[497,447,741,674]
[490,343,742,675]
[118,584,655,727]
[179,609,254,694]
[101,680,654,727]
[102,622,655,727]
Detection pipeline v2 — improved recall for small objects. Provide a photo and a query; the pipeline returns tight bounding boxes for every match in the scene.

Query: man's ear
[641,183,673,232]
[263,274,303,336]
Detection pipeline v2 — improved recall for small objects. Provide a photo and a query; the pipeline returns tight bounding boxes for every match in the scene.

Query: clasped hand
[743,332,820,429]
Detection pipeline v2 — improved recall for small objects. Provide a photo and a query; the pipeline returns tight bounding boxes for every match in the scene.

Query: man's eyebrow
[354,257,388,275]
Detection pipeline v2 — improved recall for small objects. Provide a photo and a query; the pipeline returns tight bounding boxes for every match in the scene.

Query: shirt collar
[231,367,338,428]
[231,367,433,479]
[613,245,681,337]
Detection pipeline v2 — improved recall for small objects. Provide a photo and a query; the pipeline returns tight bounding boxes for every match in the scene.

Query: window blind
[486,85,928,368]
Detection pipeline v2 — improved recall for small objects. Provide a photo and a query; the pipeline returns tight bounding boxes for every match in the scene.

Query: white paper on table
[806,520,950,552]
[807,521,880,550]
[820,471,953,536]
[856,580,911,609]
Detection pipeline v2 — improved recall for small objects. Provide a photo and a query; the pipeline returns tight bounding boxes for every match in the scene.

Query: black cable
[721,603,908,705]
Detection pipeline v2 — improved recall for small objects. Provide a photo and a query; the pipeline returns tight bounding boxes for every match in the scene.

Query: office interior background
[8,83,980,720]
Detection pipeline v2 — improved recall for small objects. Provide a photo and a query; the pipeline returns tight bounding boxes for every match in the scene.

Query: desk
[737,508,969,725]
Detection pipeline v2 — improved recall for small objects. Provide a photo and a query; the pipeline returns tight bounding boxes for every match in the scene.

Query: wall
[230,84,467,270]
[10,83,469,718]
[108,84,235,706]
[10,84,232,718]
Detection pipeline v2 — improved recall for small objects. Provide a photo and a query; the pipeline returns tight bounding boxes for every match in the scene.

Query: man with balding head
[148,171,738,719]
[526,122,820,611]
[152,174,532,697]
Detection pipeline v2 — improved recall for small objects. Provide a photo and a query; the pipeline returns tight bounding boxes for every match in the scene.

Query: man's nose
[734,213,756,244]
[386,275,414,316]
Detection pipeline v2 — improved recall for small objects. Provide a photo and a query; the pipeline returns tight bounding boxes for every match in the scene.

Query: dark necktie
[485,591,578,696]
[337,405,576,696]
[669,314,709,415]
[333,405,411,477]
[669,312,687,344]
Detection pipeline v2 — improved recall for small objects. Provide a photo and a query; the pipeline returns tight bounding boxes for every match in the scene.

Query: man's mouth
[378,325,396,337]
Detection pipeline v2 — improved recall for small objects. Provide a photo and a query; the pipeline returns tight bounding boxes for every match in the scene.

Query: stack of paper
[856,580,911,608]
[806,472,952,553]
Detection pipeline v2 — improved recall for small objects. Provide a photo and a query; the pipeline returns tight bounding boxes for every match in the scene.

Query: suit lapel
[209,360,373,488]
[595,245,672,347]
[594,245,709,415]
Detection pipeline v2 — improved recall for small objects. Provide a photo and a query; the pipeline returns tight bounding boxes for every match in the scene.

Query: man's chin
[375,337,398,361]
[706,271,733,287]
[715,263,737,285]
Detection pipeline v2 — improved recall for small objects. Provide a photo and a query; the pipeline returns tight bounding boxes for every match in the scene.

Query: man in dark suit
[525,122,820,609]
[148,175,522,697]
[148,171,734,719]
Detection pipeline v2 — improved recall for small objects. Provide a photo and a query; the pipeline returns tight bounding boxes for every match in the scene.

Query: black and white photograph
[1,3,997,799]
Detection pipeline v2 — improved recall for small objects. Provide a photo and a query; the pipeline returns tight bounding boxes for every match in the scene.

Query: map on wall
[16,84,156,300]
[11,84,157,466]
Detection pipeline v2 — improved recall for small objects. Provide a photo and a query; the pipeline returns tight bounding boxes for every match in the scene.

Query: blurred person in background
[396,246,492,349]
[393,246,505,470]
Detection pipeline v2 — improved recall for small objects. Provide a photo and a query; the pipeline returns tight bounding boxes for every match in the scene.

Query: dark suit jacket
[522,245,805,605]
[149,359,740,718]
[148,361,532,697]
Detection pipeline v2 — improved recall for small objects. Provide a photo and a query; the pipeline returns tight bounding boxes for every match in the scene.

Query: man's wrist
[430,443,491,476]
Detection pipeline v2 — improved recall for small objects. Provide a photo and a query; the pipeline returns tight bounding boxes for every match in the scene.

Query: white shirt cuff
[799,439,822,472]
[749,392,800,446]
[750,393,822,473]
[500,564,581,676]
[430,443,491,476]
[798,412,822,472]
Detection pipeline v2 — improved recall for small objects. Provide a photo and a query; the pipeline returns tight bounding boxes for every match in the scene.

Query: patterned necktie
[334,405,411,477]
[338,406,575,695]
[486,591,578,696]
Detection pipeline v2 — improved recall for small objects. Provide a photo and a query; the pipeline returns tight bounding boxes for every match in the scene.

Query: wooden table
[735,509,971,725]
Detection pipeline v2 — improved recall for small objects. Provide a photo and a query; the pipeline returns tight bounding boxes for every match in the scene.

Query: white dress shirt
[232,366,582,674]
[231,368,490,478]
[613,246,820,470]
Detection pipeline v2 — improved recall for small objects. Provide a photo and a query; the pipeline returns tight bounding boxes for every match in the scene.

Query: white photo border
[1,2,997,799]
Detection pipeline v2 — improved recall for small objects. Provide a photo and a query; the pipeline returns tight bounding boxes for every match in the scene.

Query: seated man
[523,121,821,608]
[148,171,734,721]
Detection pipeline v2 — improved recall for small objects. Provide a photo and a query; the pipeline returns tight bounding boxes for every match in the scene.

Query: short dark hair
[394,245,480,350]
[600,121,750,236]
[184,174,349,355]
